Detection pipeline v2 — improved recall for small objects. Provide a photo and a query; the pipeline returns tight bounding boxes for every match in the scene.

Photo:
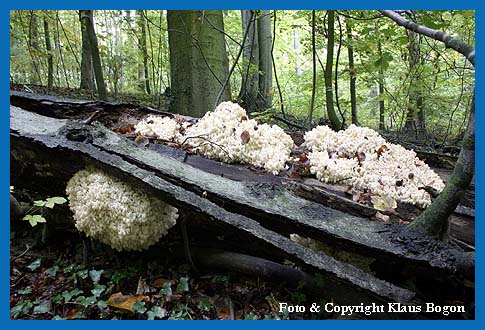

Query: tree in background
[137,10,151,94]
[167,10,231,117]
[79,11,95,92]
[324,10,342,131]
[238,10,273,113]
[80,10,107,99]
[43,16,54,91]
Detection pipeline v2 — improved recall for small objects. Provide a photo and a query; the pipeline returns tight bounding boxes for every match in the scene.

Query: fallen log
[10,94,475,317]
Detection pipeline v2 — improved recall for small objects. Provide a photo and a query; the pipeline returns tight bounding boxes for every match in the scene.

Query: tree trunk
[43,18,54,91]
[307,11,317,129]
[346,19,357,125]
[81,10,107,100]
[238,10,259,112]
[167,10,230,117]
[28,11,42,85]
[324,10,341,131]
[405,30,425,133]
[257,10,273,110]
[410,91,475,239]
[79,11,95,91]
[137,10,151,94]
[377,40,385,130]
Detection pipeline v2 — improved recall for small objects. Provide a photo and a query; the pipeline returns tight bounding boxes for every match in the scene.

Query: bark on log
[10,93,474,316]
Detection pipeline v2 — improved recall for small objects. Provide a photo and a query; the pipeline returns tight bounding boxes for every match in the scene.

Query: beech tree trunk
[28,11,42,85]
[80,10,107,100]
[238,10,260,112]
[137,10,151,94]
[346,19,358,125]
[167,10,230,117]
[257,10,273,110]
[377,40,385,130]
[324,10,341,131]
[43,18,54,91]
[79,11,95,91]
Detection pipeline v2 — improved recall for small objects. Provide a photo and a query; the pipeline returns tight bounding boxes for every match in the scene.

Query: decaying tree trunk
[10,91,474,318]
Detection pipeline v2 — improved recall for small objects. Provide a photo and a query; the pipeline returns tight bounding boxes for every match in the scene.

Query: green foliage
[159,281,173,296]
[9,10,474,140]
[176,276,189,292]
[21,195,67,227]
[26,257,41,271]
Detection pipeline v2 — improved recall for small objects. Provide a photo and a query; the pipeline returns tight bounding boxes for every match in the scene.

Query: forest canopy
[10,10,475,142]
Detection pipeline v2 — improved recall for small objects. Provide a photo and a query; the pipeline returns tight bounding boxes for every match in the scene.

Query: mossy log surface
[10,92,474,316]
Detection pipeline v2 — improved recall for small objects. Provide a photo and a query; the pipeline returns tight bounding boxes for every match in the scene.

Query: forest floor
[10,217,354,320]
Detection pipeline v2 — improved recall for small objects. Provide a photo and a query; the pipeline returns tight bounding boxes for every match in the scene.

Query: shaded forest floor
[10,214,352,320]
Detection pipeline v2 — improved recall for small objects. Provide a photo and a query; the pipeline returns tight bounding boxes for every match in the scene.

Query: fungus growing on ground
[304,124,445,207]
[66,167,178,251]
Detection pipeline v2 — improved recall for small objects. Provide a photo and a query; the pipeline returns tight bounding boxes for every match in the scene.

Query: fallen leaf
[376,212,390,222]
[240,130,250,144]
[136,276,154,294]
[151,278,175,288]
[135,135,149,148]
[107,292,150,313]
[356,151,366,163]
[240,115,248,122]
[371,195,397,211]
[376,145,389,158]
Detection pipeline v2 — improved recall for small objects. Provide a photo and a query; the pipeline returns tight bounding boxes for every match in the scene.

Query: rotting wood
[10,105,474,311]
[10,93,475,308]
[11,106,421,313]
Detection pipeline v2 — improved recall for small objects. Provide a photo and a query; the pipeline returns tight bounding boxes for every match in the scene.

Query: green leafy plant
[21,196,67,227]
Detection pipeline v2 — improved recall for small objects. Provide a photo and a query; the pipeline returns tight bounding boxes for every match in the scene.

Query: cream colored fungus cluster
[135,102,294,175]
[66,167,178,251]
[305,124,445,207]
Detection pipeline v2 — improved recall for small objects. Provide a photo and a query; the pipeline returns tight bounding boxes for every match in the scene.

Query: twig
[12,244,32,262]
[181,135,231,159]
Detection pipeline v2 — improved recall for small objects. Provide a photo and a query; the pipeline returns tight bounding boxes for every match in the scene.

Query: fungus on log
[10,93,475,318]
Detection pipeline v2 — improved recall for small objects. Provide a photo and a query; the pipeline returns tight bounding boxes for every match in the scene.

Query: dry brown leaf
[376,144,389,158]
[151,278,175,288]
[134,135,149,148]
[107,292,150,313]
[240,130,251,144]
[376,212,390,222]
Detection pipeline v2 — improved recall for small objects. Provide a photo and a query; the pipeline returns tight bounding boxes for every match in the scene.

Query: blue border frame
[2,1,482,328]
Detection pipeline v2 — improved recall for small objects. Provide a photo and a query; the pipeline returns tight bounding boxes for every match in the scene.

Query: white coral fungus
[134,115,181,141]
[134,101,294,175]
[305,124,445,207]
[66,167,178,251]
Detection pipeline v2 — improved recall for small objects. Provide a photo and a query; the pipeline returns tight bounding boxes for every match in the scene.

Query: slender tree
[324,10,342,131]
[80,10,107,99]
[137,10,151,94]
[238,10,259,112]
[307,11,317,129]
[43,17,54,90]
[167,10,231,117]
[79,11,95,91]
[380,10,475,239]
[28,11,42,85]
[377,40,386,130]
[346,18,358,125]
[257,10,273,110]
